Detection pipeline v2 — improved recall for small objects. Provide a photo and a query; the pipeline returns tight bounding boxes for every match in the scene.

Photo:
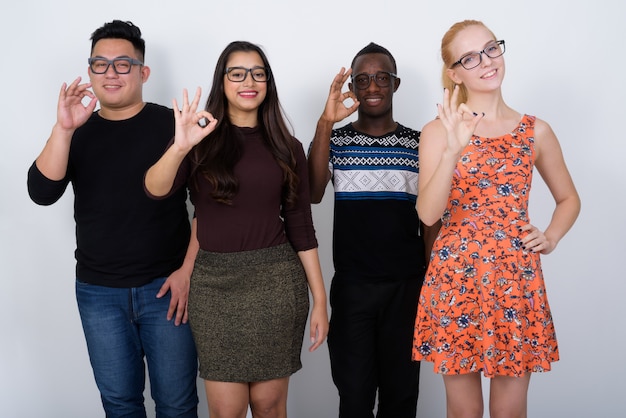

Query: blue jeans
[76,277,198,418]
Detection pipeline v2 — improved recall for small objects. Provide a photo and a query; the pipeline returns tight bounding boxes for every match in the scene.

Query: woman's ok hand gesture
[437,85,483,156]
[172,87,218,153]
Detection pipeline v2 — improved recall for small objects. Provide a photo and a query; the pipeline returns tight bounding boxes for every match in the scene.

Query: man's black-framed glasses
[451,40,506,70]
[88,57,144,74]
[225,66,270,83]
[351,71,397,90]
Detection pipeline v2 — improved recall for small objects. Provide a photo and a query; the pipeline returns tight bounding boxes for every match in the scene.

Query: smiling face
[349,52,399,120]
[88,38,149,120]
[446,24,505,94]
[223,50,267,126]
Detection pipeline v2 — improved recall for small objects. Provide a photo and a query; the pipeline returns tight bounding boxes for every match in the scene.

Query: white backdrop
[1,0,624,417]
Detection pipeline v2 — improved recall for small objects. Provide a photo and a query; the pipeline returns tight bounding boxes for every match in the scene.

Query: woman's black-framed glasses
[351,71,397,90]
[88,57,143,74]
[451,40,506,70]
[225,66,270,82]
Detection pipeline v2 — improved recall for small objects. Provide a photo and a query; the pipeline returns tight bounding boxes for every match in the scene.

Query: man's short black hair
[351,42,397,73]
[90,20,145,60]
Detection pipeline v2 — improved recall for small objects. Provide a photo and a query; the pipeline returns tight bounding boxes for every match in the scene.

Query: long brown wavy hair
[190,41,298,206]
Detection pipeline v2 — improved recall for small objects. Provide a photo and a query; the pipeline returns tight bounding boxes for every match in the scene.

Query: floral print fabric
[412,115,558,377]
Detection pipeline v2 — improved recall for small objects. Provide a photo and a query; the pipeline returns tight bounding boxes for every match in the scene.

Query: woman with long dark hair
[145,41,328,418]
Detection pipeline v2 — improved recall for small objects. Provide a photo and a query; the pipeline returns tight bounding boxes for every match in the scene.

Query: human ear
[141,65,151,83]
[446,68,462,86]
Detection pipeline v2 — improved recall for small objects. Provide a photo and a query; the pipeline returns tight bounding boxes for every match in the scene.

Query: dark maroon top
[152,126,318,253]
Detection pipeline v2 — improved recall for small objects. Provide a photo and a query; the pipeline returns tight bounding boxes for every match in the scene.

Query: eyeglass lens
[353,72,394,90]
[226,67,269,82]
[457,41,505,69]
[89,58,138,74]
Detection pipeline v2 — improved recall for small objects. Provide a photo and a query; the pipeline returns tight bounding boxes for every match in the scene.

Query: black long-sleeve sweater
[27,103,190,287]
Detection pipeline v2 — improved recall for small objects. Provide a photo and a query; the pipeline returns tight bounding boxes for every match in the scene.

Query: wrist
[442,146,463,162]
[170,141,193,157]
[311,293,328,307]
[51,123,76,139]
[317,116,335,130]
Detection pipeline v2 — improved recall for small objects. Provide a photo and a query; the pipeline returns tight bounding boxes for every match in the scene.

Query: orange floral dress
[412,115,558,377]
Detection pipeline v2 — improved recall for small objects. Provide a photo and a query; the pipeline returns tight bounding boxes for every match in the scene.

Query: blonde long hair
[440,20,497,105]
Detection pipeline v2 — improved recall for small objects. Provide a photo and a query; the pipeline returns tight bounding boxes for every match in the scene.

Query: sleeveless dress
[412,115,558,377]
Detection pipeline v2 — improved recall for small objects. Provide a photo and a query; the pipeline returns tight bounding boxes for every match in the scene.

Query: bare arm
[145,88,217,196]
[421,220,441,267]
[520,118,580,254]
[308,68,359,203]
[308,119,334,203]
[144,139,192,196]
[35,78,98,180]
[297,248,328,352]
[417,87,483,225]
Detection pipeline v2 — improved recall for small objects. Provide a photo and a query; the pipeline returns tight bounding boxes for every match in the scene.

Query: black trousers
[328,277,422,418]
